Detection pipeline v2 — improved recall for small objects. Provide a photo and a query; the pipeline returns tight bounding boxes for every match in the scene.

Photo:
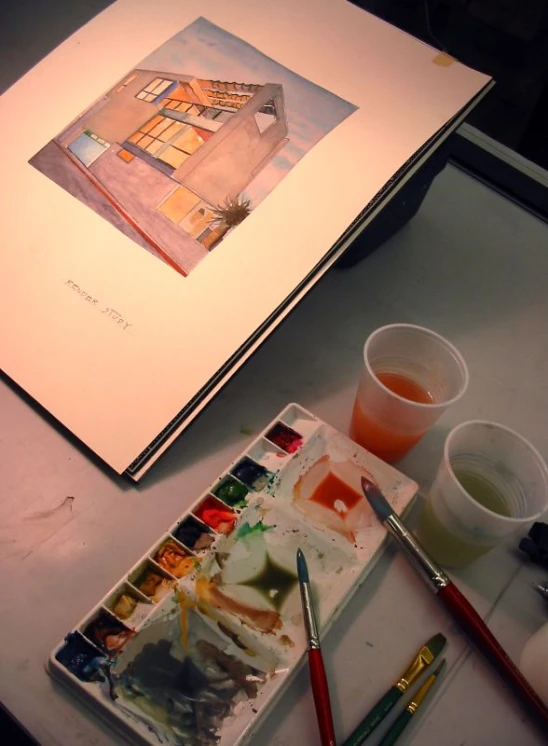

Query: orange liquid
[350,372,433,463]
[376,371,433,404]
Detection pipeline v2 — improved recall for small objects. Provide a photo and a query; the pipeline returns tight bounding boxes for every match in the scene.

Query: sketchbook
[0,0,492,478]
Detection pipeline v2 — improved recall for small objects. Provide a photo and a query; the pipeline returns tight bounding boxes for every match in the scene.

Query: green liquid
[418,501,494,567]
[418,469,511,568]
[453,469,511,517]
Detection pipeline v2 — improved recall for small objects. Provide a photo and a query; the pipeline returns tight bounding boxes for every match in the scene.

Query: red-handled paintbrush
[297,548,337,746]
[360,476,548,730]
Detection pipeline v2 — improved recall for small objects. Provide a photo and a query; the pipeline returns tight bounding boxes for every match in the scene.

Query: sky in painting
[138,17,357,205]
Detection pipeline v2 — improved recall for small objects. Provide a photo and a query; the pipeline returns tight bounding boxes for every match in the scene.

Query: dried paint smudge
[112,610,268,745]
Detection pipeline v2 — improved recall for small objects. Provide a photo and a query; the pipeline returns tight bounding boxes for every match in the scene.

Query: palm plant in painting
[210,194,252,230]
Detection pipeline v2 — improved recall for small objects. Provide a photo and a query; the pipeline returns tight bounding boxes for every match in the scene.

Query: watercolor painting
[30,18,357,277]
[50,404,417,746]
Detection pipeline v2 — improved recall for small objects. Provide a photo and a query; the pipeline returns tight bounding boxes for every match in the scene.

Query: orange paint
[375,371,433,404]
[350,372,433,463]
[309,471,363,512]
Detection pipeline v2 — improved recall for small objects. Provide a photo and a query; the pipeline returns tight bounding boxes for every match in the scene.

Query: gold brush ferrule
[406,673,437,714]
[395,646,435,693]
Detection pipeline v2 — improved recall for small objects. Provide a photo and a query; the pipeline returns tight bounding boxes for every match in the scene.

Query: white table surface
[1,161,547,745]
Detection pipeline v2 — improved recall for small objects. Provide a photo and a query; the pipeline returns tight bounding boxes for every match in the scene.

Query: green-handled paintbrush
[342,633,446,746]
[378,659,446,746]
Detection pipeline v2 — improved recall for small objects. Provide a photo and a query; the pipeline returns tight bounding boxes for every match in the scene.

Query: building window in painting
[254,99,278,134]
[161,98,203,115]
[68,130,110,167]
[128,115,205,169]
[161,98,236,125]
[136,77,174,102]
[181,203,228,250]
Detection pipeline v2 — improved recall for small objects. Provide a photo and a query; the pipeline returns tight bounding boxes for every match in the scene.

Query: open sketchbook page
[0,0,491,475]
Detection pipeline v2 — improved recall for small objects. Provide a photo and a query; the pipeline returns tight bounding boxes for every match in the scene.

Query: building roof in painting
[131,69,266,110]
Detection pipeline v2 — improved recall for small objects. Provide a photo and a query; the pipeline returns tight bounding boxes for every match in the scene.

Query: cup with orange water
[349,323,469,462]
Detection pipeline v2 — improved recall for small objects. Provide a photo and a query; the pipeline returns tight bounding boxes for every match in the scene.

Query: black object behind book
[337,130,453,268]
[519,522,548,569]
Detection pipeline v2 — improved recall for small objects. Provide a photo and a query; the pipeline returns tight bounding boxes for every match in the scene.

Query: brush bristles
[361,477,394,521]
[296,548,309,583]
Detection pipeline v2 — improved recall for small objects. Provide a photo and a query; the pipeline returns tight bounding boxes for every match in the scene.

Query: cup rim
[363,323,469,411]
[444,419,548,524]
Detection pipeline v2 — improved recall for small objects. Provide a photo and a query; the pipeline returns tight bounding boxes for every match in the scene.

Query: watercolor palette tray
[49,404,418,746]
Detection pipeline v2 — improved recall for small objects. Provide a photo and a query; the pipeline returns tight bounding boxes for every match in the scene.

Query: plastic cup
[349,324,469,462]
[417,421,548,568]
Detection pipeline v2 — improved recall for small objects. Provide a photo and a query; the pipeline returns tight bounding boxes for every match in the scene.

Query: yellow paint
[177,589,195,650]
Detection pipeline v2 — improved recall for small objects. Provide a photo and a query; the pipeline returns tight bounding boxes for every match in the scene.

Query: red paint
[194,495,236,534]
[309,471,363,513]
[266,423,303,453]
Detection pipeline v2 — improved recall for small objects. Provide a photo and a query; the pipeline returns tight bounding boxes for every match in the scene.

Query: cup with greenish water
[417,420,548,568]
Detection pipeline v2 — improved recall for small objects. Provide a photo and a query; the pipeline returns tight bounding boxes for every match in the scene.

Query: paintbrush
[533,580,548,601]
[342,633,446,746]
[377,659,446,746]
[296,548,337,746]
[360,477,548,730]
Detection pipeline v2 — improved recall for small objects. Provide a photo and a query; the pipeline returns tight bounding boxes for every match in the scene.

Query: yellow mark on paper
[432,53,455,67]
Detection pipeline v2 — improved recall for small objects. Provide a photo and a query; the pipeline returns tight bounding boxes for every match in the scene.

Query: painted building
[55,69,288,274]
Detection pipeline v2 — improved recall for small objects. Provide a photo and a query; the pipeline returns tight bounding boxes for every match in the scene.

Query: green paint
[237,521,272,538]
[242,554,297,611]
[213,476,248,507]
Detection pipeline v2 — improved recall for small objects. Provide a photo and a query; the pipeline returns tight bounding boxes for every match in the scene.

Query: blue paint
[361,477,393,521]
[55,632,107,682]
[296,548,309,584]
[231,457,271,491]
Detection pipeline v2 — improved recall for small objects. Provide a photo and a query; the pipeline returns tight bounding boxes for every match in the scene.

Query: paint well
[193,495,237,534]
[173,515,215,551]
[213,476,249,507]
[83,611,133,656]
[231,457,271,491]
[265,422,303,453]
[55,632,107,682]
[155,540,197,578]
[134,569,176,603]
